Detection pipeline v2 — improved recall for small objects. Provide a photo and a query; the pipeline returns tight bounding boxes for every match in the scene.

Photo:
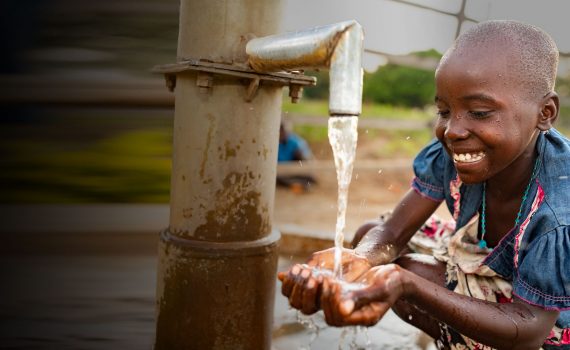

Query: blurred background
[2,0,569,205]
[1,0,569,348]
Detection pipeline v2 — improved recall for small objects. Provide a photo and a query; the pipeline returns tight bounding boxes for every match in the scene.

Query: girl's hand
[277,248,372,315]
[319,264,406,327]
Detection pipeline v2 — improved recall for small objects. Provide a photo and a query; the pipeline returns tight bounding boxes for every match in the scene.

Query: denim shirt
[412,129,570,340]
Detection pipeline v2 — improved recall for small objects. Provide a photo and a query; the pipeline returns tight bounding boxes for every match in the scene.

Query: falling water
[328,116,359,278]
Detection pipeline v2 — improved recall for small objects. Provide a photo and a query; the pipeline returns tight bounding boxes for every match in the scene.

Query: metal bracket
[289,84,303,103]
[152,59,316,102]
[196,72,214,94]
[164,74,177,92]
[245,77,260,102]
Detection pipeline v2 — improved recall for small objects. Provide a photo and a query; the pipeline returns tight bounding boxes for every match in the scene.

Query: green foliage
[301,51,440,108]
[369,129,433,158]
[559,105,570,128]
[2,129,172,203]
[556,75,570,127]
[283,99,433,120]
[363,64,435,107]
[293,124,329,143]
[282,99,329,116]
[303,71,329,100]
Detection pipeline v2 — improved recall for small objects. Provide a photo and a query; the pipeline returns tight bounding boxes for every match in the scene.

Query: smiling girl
[279,20,569,349]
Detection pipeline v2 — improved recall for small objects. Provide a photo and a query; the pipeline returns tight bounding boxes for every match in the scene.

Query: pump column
[154,0,283,349]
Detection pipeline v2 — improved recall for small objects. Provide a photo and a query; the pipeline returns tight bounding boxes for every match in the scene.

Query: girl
[279,20,569,349]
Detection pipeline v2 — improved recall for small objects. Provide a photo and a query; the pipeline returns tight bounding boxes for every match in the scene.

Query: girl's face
[434,47,541,184]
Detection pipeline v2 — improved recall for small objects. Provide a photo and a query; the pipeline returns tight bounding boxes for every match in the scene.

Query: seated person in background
[277,121,317,192]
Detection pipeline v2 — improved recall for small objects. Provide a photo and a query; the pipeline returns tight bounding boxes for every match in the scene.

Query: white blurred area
[283,0,570,76]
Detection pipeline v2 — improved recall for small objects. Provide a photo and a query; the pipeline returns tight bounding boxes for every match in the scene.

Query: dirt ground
[274,153,451,245]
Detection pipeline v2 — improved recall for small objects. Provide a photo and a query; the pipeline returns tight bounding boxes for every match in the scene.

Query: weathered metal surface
[167,79,283,242]
[155,232,279,350]
[152,59,316,87]
[246,20,364,116]
[155,0,284,349]
[152,59,315,101]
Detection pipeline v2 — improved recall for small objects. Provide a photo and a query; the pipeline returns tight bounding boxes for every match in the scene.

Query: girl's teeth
[454,152,484,163]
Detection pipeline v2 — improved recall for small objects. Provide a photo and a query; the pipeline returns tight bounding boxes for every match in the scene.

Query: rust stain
[249,44,330,72]
[224,140,237,160]
[248,26,349,72]
[199,114,216,179]
[262,146,269,160]
[194,171,269,241]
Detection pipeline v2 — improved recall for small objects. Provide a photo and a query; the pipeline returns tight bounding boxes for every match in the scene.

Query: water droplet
[378,169,383,174]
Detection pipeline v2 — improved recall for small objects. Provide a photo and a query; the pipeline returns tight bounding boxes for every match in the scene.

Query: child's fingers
[288,266,318,310]
[321,278,340,326]
[339,298,355,316]
[320,278,331,319]
[343,302,390,327]
[280,274,294,297]
[280,264,302,298]
[300,277,320,315]
[350,287,383,311]
[289,283,303,309]
[288,267,309,308]
[323,281,349,326]
[277,271,286,281]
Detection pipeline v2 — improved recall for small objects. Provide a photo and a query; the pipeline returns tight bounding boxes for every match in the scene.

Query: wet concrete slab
[0,204,436,348]
[0,252,434,349]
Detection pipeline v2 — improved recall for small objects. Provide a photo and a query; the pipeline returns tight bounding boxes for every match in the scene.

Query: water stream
[293,116,368,349]
[328,116,359,278]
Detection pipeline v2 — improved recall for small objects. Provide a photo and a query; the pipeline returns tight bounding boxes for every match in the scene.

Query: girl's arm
[407,270,558,349]
[322,265,559,350]
[354,188,442,265]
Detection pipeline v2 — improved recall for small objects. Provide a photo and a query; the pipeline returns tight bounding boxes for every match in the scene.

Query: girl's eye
[437,110,450,118]
[469,110,492,118]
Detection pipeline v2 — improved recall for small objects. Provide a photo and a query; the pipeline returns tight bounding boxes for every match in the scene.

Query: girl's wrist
[395,267,415,298]
[354,241,399,266]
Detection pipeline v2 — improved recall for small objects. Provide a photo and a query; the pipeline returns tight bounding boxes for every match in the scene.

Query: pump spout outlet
[246,20,363,116]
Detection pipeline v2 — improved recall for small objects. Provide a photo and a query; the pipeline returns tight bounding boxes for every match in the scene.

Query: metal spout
[246,20,364,116]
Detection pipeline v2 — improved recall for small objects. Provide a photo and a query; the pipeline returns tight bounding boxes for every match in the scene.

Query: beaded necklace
[479,158,541,249]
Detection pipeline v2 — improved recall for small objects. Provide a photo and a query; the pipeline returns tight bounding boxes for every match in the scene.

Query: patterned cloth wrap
[407,214,569,350]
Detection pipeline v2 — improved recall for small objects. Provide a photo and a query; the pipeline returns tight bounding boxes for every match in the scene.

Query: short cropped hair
[439,20,559,98]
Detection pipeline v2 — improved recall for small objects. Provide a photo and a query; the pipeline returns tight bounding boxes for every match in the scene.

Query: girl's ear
[537,91,559,131]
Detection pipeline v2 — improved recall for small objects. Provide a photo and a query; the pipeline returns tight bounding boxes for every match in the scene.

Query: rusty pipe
[246,20,363,116]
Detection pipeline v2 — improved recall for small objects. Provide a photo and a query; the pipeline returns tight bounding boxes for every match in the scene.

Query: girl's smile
[452,151,485,163]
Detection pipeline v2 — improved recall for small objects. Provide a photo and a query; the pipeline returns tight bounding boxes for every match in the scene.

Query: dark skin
[278,41,561,349]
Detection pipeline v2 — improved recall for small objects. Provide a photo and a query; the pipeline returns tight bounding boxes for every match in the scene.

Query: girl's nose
[444,115,470,140]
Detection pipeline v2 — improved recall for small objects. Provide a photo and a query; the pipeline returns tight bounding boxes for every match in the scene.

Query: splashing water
[339,326,372,349]
[297,311,319,349]
[328,116,358,278]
